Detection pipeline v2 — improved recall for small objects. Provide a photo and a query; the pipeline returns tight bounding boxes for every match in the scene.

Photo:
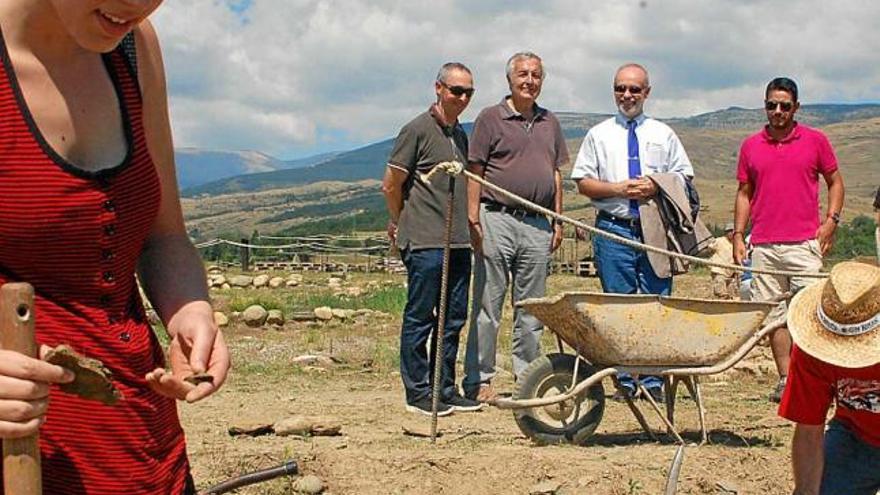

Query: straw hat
[788,261,880,368]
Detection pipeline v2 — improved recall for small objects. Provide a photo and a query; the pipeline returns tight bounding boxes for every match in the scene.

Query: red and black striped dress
[0,33,190,494]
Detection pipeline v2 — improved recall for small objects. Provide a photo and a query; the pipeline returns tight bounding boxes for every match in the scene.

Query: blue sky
[152,0,880,160]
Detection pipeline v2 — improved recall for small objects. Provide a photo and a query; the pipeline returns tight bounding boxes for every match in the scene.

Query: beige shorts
[752,239,824,322]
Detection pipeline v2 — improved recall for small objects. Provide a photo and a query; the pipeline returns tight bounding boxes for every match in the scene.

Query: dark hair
[765,77,798,102]
[436,62,472,84]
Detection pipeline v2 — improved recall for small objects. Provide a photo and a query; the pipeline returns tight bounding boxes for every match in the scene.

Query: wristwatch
[827,212,841,224]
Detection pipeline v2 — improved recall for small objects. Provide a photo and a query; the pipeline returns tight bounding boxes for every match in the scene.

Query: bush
[828,215,877,262]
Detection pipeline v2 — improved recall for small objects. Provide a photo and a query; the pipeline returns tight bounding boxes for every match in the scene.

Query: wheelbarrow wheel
[513,353,605,445]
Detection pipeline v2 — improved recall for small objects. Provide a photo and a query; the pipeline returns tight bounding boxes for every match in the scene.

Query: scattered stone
[302,366,328,374]
[211,275,227,287]
[213,312,229,327]
[292,474,324,494]
[530,480,562,495]
[221,283,231,290]
[184,373,214,386]
[327,277,342,287]
[207,265,223,274]
[289,311,318,322]
[274,416,342,437]
[253,274,270,288]
[716,479,740,494]
[228,422,274,437]
[331,308,348,320]
[285,279,300,288]
[242,305,269,327]
[401,426,441,438]
[314,307,333,320]
[292,354,339,367]
[269,276,285,289]
[267,309,285,326]
[45,345,122,405]
[230,311,241,321]
[229,275,254,288]
[345,286,364,297]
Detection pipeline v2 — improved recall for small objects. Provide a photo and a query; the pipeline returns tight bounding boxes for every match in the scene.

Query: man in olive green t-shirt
[381,62,482,416]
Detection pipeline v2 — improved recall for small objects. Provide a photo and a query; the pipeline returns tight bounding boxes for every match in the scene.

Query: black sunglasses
[439,80,475,98]
[614,85,644,95]
[765,100,794,112]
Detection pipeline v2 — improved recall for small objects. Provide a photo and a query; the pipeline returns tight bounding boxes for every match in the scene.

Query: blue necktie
[627,119,641,218]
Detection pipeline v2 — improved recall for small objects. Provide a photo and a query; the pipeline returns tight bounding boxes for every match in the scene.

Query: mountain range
[179,103,880,240]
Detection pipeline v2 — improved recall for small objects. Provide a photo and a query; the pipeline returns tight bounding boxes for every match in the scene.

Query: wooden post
[239,238,250,272]
[1,283,42,495]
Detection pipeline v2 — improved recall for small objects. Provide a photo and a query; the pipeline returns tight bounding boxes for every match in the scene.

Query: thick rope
[424,162,828,279]
[194,238,388,253]
[431,176,456,442]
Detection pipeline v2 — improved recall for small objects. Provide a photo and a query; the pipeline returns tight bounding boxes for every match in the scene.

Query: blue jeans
[594,216,671,391]
[400,248,471,404]
[821,419,880,495]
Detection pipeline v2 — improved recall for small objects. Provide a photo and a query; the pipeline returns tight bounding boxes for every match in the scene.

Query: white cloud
[152,0,880,158]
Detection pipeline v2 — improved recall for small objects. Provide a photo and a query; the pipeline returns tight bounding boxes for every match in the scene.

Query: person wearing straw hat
[733,77,845,403]
[778,261,880,495]
[382,62,482,416]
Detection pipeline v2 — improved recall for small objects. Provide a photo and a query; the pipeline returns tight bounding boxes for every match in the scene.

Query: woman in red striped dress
[0,1,230,493]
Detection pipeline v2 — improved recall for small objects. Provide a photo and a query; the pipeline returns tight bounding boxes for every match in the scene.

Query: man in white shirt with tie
[571,63,694,402]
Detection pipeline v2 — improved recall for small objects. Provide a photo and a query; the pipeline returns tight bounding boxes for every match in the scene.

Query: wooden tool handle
[1,283,42,495]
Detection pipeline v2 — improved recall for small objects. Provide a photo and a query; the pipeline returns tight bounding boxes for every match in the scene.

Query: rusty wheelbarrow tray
[493,292,783,446]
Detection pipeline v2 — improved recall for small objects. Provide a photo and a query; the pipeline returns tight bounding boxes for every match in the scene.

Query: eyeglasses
[765,100,794,112]
[614,85,644,95]
[439,80,475,98]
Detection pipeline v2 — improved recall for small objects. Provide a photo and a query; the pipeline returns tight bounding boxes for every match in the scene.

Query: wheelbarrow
[492,292,783,446]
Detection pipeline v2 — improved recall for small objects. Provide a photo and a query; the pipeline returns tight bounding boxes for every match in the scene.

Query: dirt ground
[182,270,797,494]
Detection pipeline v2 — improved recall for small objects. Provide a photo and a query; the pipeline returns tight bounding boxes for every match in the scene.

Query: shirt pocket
[643,141,668,172]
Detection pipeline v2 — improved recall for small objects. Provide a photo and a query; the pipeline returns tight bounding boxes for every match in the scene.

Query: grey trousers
[463,205,552,395]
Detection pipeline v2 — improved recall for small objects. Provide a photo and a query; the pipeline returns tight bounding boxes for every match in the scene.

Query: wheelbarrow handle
[1,283,42,495]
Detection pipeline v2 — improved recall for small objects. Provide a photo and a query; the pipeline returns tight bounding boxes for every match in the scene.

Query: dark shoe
[769,376,787,404]
[406,398,453,417]
[612,386,637,403]
[446,394,483,412]
[642,386,665,404]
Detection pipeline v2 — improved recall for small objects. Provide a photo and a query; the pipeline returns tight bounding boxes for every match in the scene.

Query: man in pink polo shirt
[733,77,845,403]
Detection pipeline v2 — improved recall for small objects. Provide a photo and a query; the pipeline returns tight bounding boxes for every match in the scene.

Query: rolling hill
[181,104,880,240]
[175,148,338,190]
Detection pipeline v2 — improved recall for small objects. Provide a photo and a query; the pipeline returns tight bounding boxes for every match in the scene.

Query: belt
[482,200,541,219]
[597,210,640,227]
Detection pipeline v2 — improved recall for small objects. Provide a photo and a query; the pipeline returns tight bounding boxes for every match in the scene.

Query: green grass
[220,285,407,315]
[226,292,287,312]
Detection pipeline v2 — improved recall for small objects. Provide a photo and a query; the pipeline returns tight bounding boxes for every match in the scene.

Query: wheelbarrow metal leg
[637,382,685,445]
[612,376,656,441]
[664,376,680,436]
[686,377,708,445]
